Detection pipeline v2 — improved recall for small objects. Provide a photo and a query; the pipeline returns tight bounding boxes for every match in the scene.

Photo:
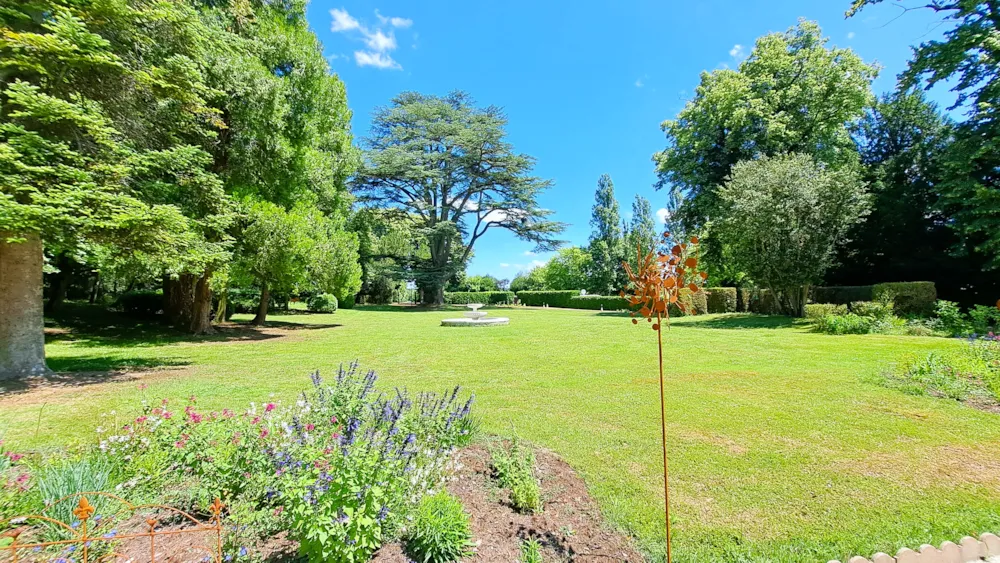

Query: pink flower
[305,423,315,432]
[7,453,23,463]
[135,416,148,424]
[264,403,276,412]
[137,383,148,390]
[273,506,283,516]
[161,398,169,406]
[162,411,173,420]
[251,416,261,425]
[260,428,269,439]
[15,473,29,484]
[222,409,234,418]
[330,416,338,424]
[189,395,197,404]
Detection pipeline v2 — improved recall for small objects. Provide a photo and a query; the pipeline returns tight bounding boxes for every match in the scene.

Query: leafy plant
[805,303,847,320]
[933,300,972,336]
[519,538,544,563]
[404,491,475,563]
[879,338,1000,403]
[35,456,115,537]
[307,293,339,313]
[490,437,542,514]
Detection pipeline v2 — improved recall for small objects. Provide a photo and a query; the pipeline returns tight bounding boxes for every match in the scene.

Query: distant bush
[307,293,338,313]
[444,291,515,305]
[340,293,355,309]
[815,313,873,334]
[932,300,972,336]
[705,287,737,314]
[671,288,708,316]
[227,288,267,314]
[567,295,629,310]
[873,282,936,315]
[404,491,474,563]
[117,290,162,317]
[805,303,847,320]
[746,289,781,315]
[849,299,894,320]
[516,290,579,307]
[969,304,1000,335]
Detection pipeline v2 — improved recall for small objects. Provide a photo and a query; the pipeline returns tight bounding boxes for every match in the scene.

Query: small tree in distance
[715,153,870,316]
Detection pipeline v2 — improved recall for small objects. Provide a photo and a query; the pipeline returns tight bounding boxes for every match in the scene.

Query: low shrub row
[810,282,936,315]
[444,291,515,305]
[515,291,579,308]
[517,289,707,316]
[706,287,737,314]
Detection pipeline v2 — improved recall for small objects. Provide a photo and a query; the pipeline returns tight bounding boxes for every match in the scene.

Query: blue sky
[305,1,951,282]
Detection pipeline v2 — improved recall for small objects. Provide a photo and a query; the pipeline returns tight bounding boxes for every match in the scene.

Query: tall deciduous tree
[654,20,877,267]
[825,91,990,300]
[849,0,1000,269]
[543,247,593,291]
[353,91,565,305]
[715,154,870,316]
[587,174,626,295]
[0,0,226,377]
[624,195,657,279]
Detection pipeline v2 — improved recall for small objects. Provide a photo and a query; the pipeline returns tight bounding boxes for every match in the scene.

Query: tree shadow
[354,304,482,313]
[0,362,190,395]
[45,303,340,349]
[672,314,804,330]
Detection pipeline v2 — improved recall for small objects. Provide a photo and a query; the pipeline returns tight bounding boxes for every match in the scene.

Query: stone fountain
[441,303,509,327]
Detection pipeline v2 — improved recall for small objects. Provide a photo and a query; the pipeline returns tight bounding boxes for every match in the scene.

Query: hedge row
[810,282,936,315]
[516,290,707,316]
[516,291,579,308]
[706,287,737,314]
[443,291,515,305]
[566,295,630,310]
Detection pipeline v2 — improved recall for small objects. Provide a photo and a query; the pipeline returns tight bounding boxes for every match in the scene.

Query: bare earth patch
[373,444,643,562]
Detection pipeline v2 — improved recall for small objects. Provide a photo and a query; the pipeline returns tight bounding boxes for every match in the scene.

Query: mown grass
[3,304,1000,562]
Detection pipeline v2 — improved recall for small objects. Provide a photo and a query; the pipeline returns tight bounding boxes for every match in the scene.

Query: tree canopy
[353,91,565,304]
[587,174,626,295]
[715,153,870,315]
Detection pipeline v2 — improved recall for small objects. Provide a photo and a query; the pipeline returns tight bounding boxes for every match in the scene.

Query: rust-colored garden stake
[621,232,706,563]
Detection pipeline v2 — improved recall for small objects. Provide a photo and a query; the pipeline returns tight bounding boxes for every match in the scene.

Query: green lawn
[3,305,1000,562]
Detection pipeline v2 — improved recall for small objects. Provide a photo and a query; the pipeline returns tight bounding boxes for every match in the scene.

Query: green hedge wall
[810,282,936,315]
[811,285,874,305]
[567,295,630,310]
[705,287,737,314]
[516,291,579,307]
[873,282,936,315]
[444,291,515,305]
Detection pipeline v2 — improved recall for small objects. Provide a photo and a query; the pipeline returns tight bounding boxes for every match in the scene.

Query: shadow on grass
[45,303,340,349]
[674,314,804,329]
[0,359,192,395]
[354,304,483,313]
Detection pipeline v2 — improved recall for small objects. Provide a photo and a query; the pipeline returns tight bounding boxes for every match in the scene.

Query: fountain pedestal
[441,303,509,327]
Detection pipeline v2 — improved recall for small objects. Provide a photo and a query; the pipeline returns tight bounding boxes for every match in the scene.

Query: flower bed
[0,363,476,562]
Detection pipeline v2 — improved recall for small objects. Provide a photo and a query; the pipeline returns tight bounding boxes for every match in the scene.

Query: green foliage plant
[404,491,475,563]
[489,437,542,514]
[307,294,338,313]
[519,538,544,563]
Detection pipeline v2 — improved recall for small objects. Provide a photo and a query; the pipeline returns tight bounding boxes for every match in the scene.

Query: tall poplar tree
[587,174,626,295]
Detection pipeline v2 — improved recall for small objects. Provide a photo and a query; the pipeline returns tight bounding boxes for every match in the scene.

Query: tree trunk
[164,273,213,334]
[88,273,100,304]
[252,283,269,325]
[0,232,49,379]
[46,252,72,313]
[215,288,227,324]
[188,273,213,334]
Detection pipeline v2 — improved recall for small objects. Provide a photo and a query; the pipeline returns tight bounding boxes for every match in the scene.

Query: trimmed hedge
[118,290,162,317]
[670,288,708,316]
[810,282,936,315]
[567,295,629,310]
[811,285,874,305]
[516,291,579,308]
[444,291,515,305]
[747,289,782,315]
[873,282,936,315]
[706,287,737,314]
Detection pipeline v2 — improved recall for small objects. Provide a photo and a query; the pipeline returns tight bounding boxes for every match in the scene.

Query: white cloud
[522,250,536,256]
[729,44,746,58]
[531,260,545,268]
[330,8,410,70]
[635,78,644,88]
[375,9,412,28]
[500,263,510,268]
[354,51,401,70]
[847,31,856,39]
[330,8,360,32]
[364,29,396,52]
[656,208,670,224]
